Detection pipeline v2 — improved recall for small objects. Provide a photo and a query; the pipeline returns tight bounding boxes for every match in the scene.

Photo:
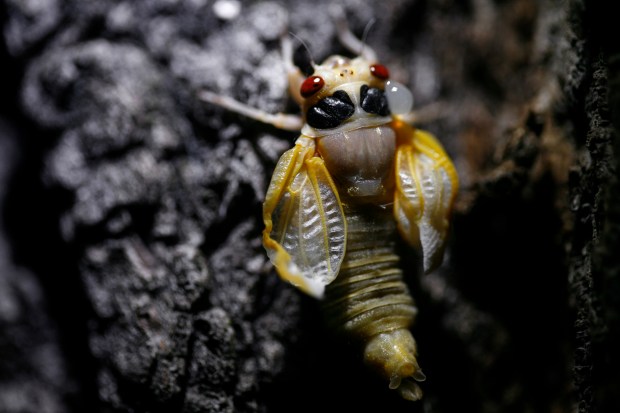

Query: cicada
[202,22,458,401]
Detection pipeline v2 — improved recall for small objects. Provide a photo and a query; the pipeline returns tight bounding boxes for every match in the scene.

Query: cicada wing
[263,138,346,298]
[394,127,458,273]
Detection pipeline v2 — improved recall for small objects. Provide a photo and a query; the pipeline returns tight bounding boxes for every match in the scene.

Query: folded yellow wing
[263,136,347,298]
[393,121,459,273]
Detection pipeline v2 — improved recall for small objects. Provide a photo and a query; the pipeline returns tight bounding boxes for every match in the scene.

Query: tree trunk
[0,0,618,412]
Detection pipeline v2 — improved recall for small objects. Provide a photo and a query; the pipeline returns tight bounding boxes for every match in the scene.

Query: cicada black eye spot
[306,90,355,129]
[300,75,325,98]
[370,63,390,80]
[360,85,390,116]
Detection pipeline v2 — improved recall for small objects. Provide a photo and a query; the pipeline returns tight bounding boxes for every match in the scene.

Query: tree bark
[0,0,618,412]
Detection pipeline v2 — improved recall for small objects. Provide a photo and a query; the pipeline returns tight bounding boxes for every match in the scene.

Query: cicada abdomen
[322,204,425,400]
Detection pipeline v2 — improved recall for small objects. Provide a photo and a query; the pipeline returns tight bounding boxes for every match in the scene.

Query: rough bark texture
[0,0,618,412]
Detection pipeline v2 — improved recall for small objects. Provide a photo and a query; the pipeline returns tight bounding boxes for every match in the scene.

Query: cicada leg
[199,91,303,131]
[396,101,451,125]
[201,35,306,131]
[330,5,378,62]
[281,35,307,106]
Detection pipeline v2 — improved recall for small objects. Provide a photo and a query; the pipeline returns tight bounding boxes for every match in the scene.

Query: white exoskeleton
[201,20,458,401]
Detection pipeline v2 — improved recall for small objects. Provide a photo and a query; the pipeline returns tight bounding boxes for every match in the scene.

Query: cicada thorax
[316,125,396,200]
[304,62,398,201]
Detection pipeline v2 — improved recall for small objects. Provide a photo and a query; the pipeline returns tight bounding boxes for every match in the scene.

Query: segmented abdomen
[322,203,425,400]
[323,204,417,338]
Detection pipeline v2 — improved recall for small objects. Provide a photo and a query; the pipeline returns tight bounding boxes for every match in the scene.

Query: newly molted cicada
[202,22,458,401]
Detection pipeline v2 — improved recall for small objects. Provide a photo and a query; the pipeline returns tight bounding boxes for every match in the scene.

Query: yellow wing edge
[262,137,346,298]
[391,119,459,272]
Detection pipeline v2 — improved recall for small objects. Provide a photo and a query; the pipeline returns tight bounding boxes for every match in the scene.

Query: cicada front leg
[200,35,306,131]
[199,91,304,131]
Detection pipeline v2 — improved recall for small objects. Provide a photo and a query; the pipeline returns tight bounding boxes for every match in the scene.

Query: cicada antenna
[280,31,313,105]
[288,30,316,70]
[331,7,378,62]
[360,18,377,59]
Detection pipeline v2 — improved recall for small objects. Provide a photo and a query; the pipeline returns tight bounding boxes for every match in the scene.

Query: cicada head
[299,56,414,137]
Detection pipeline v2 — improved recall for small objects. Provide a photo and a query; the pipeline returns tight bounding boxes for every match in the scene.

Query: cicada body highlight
[202,23,458,401]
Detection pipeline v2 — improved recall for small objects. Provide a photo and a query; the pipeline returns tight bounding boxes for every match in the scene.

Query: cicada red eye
[300,75,325,98]
[370,64,390,80]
